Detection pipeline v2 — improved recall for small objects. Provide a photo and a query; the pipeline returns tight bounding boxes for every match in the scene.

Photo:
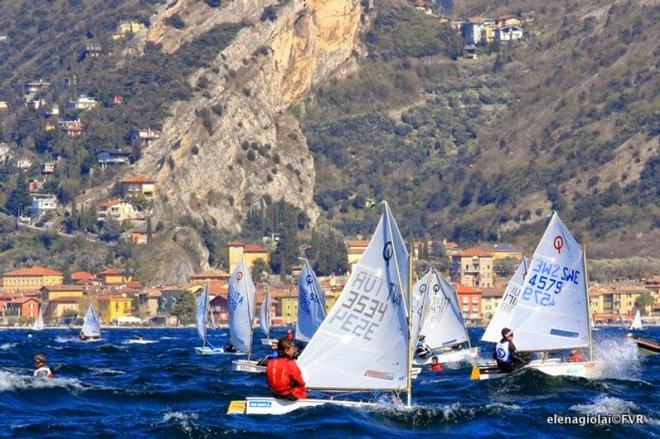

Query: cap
[501,327,513,337]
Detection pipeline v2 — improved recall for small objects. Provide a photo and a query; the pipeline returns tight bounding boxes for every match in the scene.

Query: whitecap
[0,343,17,350]
[0,370,85,392]
[593,337,640,379]
[570,395,637,415]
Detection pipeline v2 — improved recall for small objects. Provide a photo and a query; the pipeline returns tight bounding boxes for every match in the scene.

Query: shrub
[247,150,256,161]
[261,6,277,22]
[165,14,186,29]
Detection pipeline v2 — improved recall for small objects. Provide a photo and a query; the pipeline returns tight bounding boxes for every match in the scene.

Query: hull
[634,337,660,355]
[232,360,266,373]
[228,397,381,415]
[260,338,278,346]
[195,347,236,355]
[470,359,598,380]
[124,339,156,344]
[413,347,480,366]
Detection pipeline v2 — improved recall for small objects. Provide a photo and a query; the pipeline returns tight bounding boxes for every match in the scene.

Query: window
[462,305,468,311]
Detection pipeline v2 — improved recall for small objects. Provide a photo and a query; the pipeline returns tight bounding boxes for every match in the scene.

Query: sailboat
[32,307,45,331]
[259,288,276,346]
[413,269,479,366]
[233,287,271,372]
[195,284,224,355]
[228,201,413,415]
[80,304,101,341]
[224,260,257,366]
[295,258,327,343]
[629,310,643,330]
[471,212,599,380]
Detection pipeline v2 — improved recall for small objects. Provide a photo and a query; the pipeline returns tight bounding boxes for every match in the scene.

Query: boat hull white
[195,347,237,355]
[470,359,598,380]
[413,347,480,366]
[232,360,266,373]
[228,397,380,415]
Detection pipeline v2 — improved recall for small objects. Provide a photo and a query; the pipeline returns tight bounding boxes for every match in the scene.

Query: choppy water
[0,327,657,438]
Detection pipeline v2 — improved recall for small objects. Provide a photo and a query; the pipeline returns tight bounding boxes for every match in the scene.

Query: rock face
[129,0,363,232]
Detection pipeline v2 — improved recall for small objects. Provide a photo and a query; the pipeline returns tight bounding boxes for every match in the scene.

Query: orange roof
[99,198,122,208]
[8,297,40,304]
[243,244,267,253]
[455,283,481,294]
[207,280,228,296]
[453,248,492,258]
[71,271,95,280]
[126,281,143,289]
[120,175,154,184]
[345,240,368,248]
[98,268,124,276]
[190,270,231,279]
[4,266,62,277]
[41,285,85,291]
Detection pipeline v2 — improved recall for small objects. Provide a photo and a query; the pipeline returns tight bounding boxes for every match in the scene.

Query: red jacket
[431,363,442,372]
[266,357,307,399]
[567,352,584,363]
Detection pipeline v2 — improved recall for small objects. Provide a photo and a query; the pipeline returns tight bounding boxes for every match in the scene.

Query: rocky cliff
[127,0,363,232]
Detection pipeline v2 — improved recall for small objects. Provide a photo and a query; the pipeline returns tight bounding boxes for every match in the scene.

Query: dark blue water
[0,327,657,438]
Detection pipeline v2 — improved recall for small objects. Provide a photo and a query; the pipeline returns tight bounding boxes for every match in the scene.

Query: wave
[593,337,640,379]
[0,343,17,350]
[570,395,637,415]
[0,370,85,392]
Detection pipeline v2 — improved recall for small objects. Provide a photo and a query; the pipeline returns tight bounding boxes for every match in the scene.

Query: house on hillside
[0,101,7,111]
[96,149,131,168]
[24,80,50,97]
[113,20,145,40]
[83,43,102,58]
[97,198,139,223]
[119,176,156,200]
[450,249,494,288]
[16,158,32,170]
[227,241,269,273]
[462,19,484,45]
[30,193,58,219]
[495,15,522,28]
[2,266,63,291]
[463,44,478,59]
[68,95,98,111]
[41,162,56,175]
[496,26,524,42]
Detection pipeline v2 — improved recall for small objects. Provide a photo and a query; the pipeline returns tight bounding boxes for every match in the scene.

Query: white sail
[630,310,643,330]
[196,285,209,343]
[481,259,529,343]
[297,202,410,391]
[410,270,432,346]
[494,212,590,351]
[295,259,327,343]
[420,271,470,349]
[33,307,44,331]
[81,305,101,338]
[228,260,256,353]
[259,289,271,337]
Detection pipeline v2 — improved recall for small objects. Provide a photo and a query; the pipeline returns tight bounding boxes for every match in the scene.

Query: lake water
[0,326,657,438]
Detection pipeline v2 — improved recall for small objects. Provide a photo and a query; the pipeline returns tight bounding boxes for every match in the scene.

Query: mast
[581,241,593,361]
[245,259,254,361]
[406,239,413,407]
[203,282,209,348]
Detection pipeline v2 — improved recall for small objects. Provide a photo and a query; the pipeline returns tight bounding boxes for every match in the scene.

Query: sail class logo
[553,236,564,254]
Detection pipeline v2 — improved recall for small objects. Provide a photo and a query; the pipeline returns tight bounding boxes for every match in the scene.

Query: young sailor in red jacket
[266,338,308,400]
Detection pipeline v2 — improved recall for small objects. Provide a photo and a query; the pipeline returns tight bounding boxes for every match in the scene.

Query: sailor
[286,329,294,341]
[415,335,431,358]
[430,355,443,373]
[266,338,307,400]
[33,354,53,379]
[79,331,88,341]
[566,348,584,363]
[224,343,238,353]
[494,328,526,373]
[257,340,280,366]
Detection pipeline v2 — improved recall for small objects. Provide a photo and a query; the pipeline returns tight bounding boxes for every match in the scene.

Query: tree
[308,227,348,275]
[172,291,197,325]
[493,257,519,278]
[100,219,121,242]
[634,292,654,315]
[252,258,270,282]
[270,227,299,275]
[5,177,31,216]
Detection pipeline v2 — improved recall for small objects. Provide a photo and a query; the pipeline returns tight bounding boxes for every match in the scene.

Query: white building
[16,158,32,169]
[31,193,58,218]
[67,95,98,111]
[496,26,524,42]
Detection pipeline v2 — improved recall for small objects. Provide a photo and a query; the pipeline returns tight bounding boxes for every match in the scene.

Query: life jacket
[495,341,512,363]
[266,358,307,399]
[431,363,442,372]
[568,352,584,363]
[34,366,53,379]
